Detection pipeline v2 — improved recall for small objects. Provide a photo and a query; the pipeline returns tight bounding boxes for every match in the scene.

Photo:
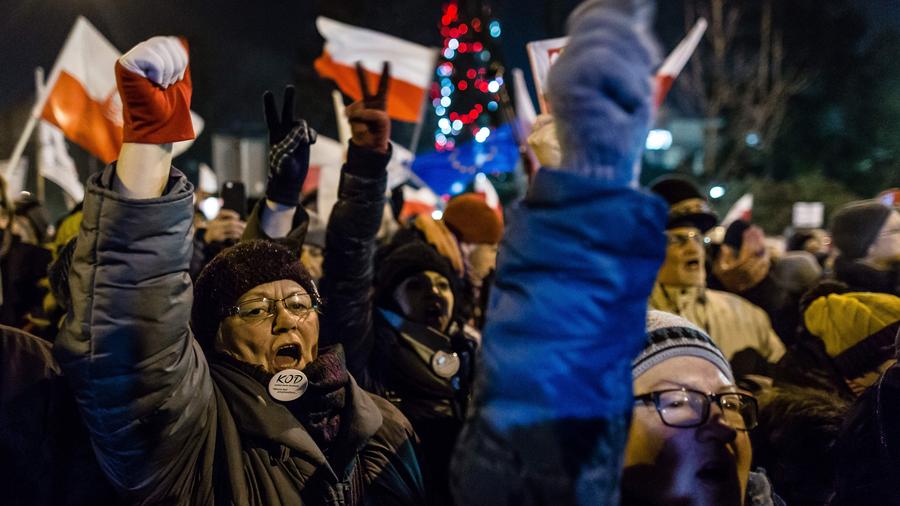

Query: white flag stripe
[38,121,84,203]
[722,193,754,227]
[512,68,537,128]
[658,18,708,77]
[48,17,120,101]
[316,17,436,87]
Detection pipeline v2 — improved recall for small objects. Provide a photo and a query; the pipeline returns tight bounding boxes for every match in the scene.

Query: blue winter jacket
[451,168,667,505]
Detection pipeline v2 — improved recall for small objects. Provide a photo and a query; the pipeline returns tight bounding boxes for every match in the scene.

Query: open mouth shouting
[273,343,302,370]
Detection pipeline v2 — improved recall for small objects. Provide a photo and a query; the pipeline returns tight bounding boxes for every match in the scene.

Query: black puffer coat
[320,144,475,504]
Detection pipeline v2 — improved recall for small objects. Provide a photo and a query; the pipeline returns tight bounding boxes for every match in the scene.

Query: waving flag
[315,17,438,123]
[654,18,708,107]
[38,17,203,164]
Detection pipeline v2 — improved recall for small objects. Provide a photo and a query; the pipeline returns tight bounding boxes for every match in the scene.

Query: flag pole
[331,90,352,148]
[4,17,82,181]
[34,67,46,203]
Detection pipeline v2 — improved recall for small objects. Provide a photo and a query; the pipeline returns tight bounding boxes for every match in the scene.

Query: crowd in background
[1,0,899,505]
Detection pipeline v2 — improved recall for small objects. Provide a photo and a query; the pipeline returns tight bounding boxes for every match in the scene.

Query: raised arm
[53,37,215,503]
[451,1,668,504]
[319,63,392,380]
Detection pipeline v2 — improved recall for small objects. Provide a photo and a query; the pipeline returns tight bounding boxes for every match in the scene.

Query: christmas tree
[411,0,519,197]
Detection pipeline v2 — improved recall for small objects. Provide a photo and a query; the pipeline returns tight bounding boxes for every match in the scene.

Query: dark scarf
[212,346,351,450]
[834,257,900,296]
[290,347,349,449]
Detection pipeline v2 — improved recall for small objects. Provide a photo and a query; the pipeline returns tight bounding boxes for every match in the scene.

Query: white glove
[118,36,188,89]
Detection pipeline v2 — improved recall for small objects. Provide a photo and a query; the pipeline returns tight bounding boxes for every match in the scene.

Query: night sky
[1,0,898,167]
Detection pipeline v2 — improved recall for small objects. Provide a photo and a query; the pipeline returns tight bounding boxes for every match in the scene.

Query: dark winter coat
[0,233,51,328]
[320,144,473,504]
[53,165,425,505]
[833,256,900,296]
[0,324,121,506]
[831,362,900,504]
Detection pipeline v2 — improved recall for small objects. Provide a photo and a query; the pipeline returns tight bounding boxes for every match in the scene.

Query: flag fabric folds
[411,123,519,196]
[315,17,438,123]
[37,120,84,204]
[39,17,203,164]
[654,18,708,107]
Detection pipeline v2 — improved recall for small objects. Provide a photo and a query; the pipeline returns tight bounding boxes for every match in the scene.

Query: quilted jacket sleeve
[319,144,390,381]
[53,165,216,504]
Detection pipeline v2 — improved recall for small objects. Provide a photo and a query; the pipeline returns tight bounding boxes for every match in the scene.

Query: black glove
[263,85,317,206]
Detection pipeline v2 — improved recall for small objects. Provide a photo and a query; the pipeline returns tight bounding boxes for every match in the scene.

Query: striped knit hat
[633,310,733,381]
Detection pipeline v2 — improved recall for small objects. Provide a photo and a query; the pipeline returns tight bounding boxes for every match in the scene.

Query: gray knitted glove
[546,0,660,186]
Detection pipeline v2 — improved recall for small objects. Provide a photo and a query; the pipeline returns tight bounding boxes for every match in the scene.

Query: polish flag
[399,184,440,222]
[655,18,708,107]
[39,16,202,164]
[722,193,754,227]
[314,17,438,123]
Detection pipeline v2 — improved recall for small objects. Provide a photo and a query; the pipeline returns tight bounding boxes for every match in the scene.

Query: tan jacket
[650,284,786,362]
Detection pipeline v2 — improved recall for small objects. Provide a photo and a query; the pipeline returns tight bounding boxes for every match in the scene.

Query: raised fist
[346,62,391,154]
[546,0,659,186]
[115,36,194,144]
[263,85,317,207]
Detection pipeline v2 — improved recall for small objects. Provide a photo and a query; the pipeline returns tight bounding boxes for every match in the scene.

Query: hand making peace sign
[346,61,391,154]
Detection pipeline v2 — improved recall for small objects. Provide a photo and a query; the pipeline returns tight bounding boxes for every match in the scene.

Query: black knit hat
[192,239,317,350]
[649,175,718,233]
[831,200,892,260]
[374,238,458,312]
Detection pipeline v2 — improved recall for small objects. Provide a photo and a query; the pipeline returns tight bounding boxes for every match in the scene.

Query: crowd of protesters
[1,0,899,504]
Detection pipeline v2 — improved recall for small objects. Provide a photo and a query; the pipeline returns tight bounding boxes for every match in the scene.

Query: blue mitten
[546,0,659,186]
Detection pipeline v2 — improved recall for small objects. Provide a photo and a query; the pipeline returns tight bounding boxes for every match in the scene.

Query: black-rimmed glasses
[225,292,320,324]
[634,388,758,431]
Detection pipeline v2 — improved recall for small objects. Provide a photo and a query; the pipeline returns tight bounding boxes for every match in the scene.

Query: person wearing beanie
[623,311,783,506]
[281,63,477,505]
[829,199,900,295]
[648,175,786,370]
[411,191,504,329]
[802,290,900,396]
[319,132,478,506]
[51,40,424,505]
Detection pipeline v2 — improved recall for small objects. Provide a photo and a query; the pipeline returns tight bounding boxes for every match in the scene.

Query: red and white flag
[722,193,754,227]
[39,17,202,164]
[314,17,438,123]
[655,18,708,107]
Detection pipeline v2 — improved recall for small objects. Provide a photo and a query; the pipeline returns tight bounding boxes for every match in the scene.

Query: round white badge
[268,369,309,402]
[431,351,460,379]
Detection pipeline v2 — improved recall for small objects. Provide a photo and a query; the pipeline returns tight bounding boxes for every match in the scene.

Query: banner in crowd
[311,134,414,223]
[37,120,84,204]
[315,17,438,123]
[38,17,203,164]
[792,202,825,229]
[411,123,518,196]
[526,18,707,113]
[525,36,568,114]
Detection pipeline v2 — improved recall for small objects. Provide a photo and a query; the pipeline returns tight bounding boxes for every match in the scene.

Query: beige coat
[650,284,786,362]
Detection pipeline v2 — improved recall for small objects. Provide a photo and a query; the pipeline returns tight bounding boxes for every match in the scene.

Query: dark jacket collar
[834,257,900,296]
[208,347,383,478]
